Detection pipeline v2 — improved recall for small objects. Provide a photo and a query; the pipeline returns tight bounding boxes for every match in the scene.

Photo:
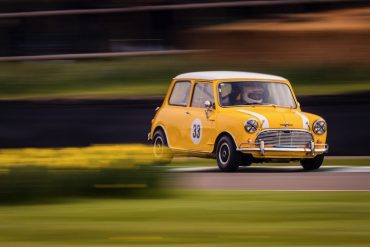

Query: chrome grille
[255,130,313,147]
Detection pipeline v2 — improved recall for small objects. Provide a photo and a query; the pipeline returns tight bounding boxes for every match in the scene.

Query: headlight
[313,119,327,135]
[244,119,258,133]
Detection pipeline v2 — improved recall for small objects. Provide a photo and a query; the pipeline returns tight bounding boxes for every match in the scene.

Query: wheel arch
[152,125,171,147]
[212,131,238,154]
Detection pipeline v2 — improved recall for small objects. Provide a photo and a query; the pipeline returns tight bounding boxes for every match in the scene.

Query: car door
[162,80,192,149]
[185,81,216,152]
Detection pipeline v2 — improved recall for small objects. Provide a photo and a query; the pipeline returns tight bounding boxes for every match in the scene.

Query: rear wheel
[152,129,173,165]
[216,136,241,172]
[300,154,324,170]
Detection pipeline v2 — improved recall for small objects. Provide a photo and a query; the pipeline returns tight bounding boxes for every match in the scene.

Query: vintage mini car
[148,71,328,171]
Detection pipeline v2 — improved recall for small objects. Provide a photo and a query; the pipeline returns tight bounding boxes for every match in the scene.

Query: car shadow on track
[168,166,342,173]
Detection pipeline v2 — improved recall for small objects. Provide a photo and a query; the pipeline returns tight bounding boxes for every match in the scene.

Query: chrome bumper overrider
[238,141,329,156]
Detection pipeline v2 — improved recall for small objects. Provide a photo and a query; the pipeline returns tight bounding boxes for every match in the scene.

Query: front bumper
[238,141,329,156]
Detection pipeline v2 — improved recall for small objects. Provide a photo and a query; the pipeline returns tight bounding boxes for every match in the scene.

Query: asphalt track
[0,91,369,155]
[166,166,370,190]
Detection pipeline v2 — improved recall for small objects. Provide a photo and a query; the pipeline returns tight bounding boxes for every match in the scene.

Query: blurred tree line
[0,0,367,57]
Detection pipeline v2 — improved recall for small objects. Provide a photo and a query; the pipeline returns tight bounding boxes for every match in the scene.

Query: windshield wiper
[247,103,278,106]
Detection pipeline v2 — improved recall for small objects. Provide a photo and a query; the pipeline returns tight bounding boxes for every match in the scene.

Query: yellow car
[149,71,328,171]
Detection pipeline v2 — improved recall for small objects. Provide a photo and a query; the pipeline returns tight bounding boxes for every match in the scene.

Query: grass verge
[0,190,369,246]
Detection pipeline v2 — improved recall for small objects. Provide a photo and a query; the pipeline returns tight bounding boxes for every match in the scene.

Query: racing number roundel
[191,118,202,144]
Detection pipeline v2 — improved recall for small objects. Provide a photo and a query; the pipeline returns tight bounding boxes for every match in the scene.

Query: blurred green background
[1,56,370,99]
[0,2,370,99]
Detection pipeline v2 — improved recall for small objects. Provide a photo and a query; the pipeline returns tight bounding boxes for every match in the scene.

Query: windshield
[218,81,296,108]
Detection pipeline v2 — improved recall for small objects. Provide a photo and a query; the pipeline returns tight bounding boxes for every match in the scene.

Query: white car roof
[174,71,287,81]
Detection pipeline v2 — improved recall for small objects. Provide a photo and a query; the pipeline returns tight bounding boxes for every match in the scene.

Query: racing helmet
[241,83,264,104]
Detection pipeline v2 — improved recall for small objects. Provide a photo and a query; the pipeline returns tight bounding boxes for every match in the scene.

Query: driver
[241,84,264,104]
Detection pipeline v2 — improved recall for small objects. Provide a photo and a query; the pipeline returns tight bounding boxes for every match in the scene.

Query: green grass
[0,191,369,246]
[0,55,370,99]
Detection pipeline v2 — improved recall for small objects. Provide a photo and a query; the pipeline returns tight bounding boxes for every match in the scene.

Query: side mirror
[204,100,214,110]
[204,100,214,119]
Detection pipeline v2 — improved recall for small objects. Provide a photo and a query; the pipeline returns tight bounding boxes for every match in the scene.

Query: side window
[191,83,214,108]
[169,81,191,106]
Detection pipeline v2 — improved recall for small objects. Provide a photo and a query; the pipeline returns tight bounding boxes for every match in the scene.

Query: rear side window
[169,81,191,106]
[191,83,214,108]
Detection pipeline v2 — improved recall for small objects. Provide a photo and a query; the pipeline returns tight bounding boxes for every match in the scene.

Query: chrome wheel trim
[153,136,164,158]
[218,142,230,166]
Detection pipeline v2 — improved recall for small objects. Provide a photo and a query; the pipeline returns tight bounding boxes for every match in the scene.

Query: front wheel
[300,154,324,170]
[216,136,241,172]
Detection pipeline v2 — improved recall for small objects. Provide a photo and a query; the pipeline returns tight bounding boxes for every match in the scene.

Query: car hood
[226,106,314,130]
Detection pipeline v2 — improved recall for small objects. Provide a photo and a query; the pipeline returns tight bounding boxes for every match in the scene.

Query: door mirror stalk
[204,100,214,110]
[204,100,214,119]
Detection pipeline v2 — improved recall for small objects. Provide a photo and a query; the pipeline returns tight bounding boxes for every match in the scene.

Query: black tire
[216,136,241,172]
[152,129,173,165]
[300,154,324,170]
